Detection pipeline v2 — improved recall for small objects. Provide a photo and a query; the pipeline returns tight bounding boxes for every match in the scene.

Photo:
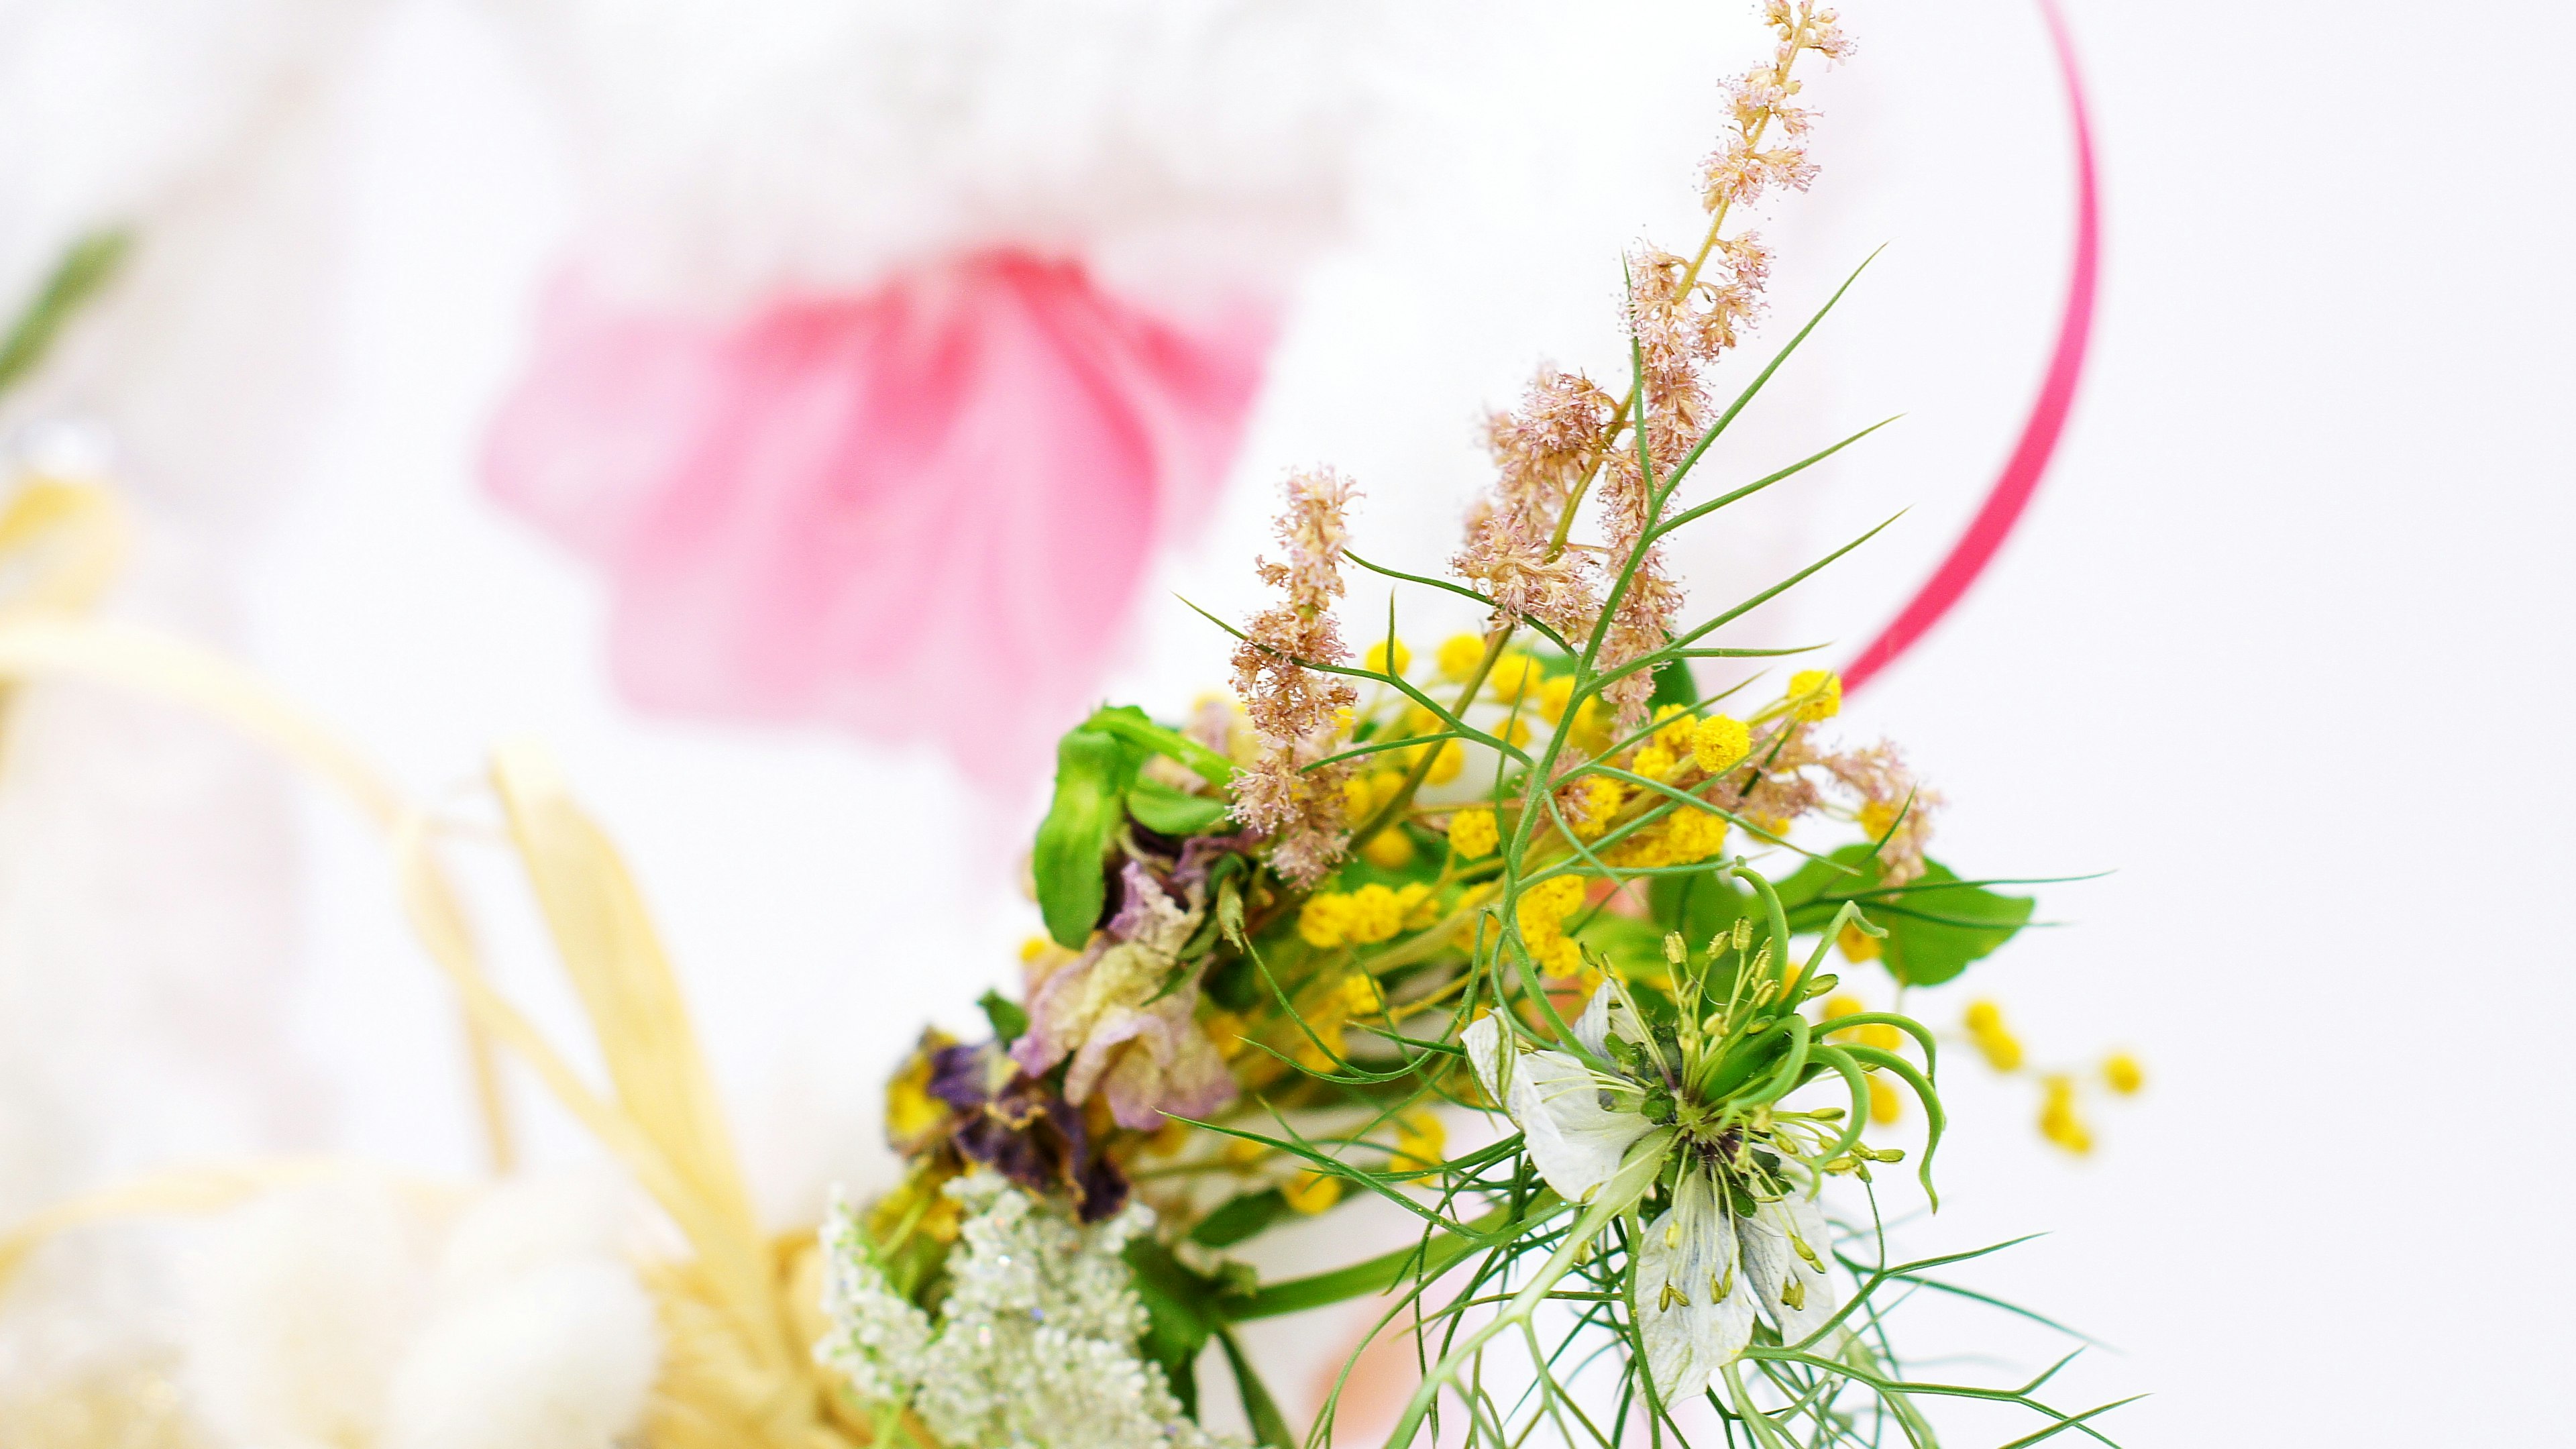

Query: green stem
[1378,1134,1670,1448]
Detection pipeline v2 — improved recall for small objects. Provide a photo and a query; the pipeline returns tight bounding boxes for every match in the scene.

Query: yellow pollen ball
[1202,1010,1249,1059]
[1332,705,1356,736]
[1448,808,1499,860]
[1425,739,1465,784]
[1536,933,1585,977]
[1360,826,1417,869]
[1340,776,1374,817]
[2102,1052,2146,1095]
[1297,893,1354,949]
[1652,706,1699,752]
[1336,973,1385,1017]
[1364,638,1412,676]
[1486,653,1541,702]
[1837,920,1881,963]
[1283,1167,1344,1215]
[1436,633,1488,681]
[1963,1000,2005,1034]
[1498,716,1534,748]
[2038,1076,2093,1155]
[1634,744,1677,779]
[1787,669,1842,722]
[1822,993,1865,1022]
[1975,1027,2025,1074]
[1346,883,1405,944]
[1690,714,1751,772]
[1291,1018,1348,1070]
[1662,808,1729,863]
[1868,1075,1903,1125]
[1538,674,1577,724]
[1518,875,1588,929]
[1605,832,1665,870]
[1391,1111,1448,1174]
[1224,1135,1269,1167]
[1395,881,1439,929]
[1366,767,1407,810]
[1858,800,1902,841]
[1570,776,1625,839]
[1019,934,1053,963]
[1569,699,1611,752]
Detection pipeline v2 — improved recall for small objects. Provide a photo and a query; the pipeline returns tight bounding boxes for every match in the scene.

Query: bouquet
[0,5,2136,1446]
[813,6,2131,1446]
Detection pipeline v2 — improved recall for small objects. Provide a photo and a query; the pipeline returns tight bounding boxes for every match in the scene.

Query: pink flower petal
[484,250,1275,784]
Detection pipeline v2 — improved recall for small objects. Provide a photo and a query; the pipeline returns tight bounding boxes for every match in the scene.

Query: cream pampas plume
[0,3,381,1380]
[179,1175,442,1448]
[384,1171,661,1449]
[0,587,847,1445]
[384,1263,659,1449]
[169,1169,661,1449]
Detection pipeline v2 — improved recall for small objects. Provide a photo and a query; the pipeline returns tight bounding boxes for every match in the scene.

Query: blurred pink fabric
[484,250,1273,785]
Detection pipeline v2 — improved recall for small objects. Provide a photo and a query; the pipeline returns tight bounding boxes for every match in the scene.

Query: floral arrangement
[816,6,2135,1446]
[0,5,2139,1446]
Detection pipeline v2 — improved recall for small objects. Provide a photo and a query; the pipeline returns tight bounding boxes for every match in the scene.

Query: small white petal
[1572,981,1646,1060]
[1637,1171,1754,1405]
[1573,983,1615,1058]
[1462,1012,1509,1104]
[1506,1049,1654,1203]
[1736,1191,1843,1350]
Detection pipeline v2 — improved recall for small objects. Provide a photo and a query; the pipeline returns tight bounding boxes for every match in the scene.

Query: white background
[82,0,2576,1442]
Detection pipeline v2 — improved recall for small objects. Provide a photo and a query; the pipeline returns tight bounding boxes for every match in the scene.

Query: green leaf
[1202,950,1259,1014]
[1770,846,1867,917]
[1082,705,1234,787]
[1123,1238,1220,1405]
[1189,1189,1291,1248]
[1644,655,1701,715]
[977,989,1028,1046]
[1648,868,1755,947]
[1570,910,1671,979]
[1128,776,1235,837]
[0,229,131,400]
[1034,724,1142,947]
[1217,1326,1297,1449]
[1876,859,2035,987]
[1214,872,1249,952]
[1773,845,2033,987]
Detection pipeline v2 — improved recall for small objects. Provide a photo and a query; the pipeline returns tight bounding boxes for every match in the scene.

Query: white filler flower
[817,1171,1243,1449]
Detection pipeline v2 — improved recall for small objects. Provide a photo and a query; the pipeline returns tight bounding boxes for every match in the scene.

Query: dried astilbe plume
[1230,468,1361,883]
[1818,737,1942,885]
[1454,370,1617,641]
[1458,3,1856,732]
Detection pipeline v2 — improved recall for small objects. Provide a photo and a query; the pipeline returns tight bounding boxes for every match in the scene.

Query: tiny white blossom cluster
[817,1172,1242,1449]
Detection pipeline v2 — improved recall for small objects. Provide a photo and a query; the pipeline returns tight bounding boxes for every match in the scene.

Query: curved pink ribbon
[1843,0,2097,694]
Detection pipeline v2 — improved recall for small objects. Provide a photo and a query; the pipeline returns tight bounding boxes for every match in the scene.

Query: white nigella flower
[1464,984,1844,1404]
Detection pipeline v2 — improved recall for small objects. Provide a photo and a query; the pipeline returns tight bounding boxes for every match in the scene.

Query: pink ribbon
[1843,0,2098,694]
